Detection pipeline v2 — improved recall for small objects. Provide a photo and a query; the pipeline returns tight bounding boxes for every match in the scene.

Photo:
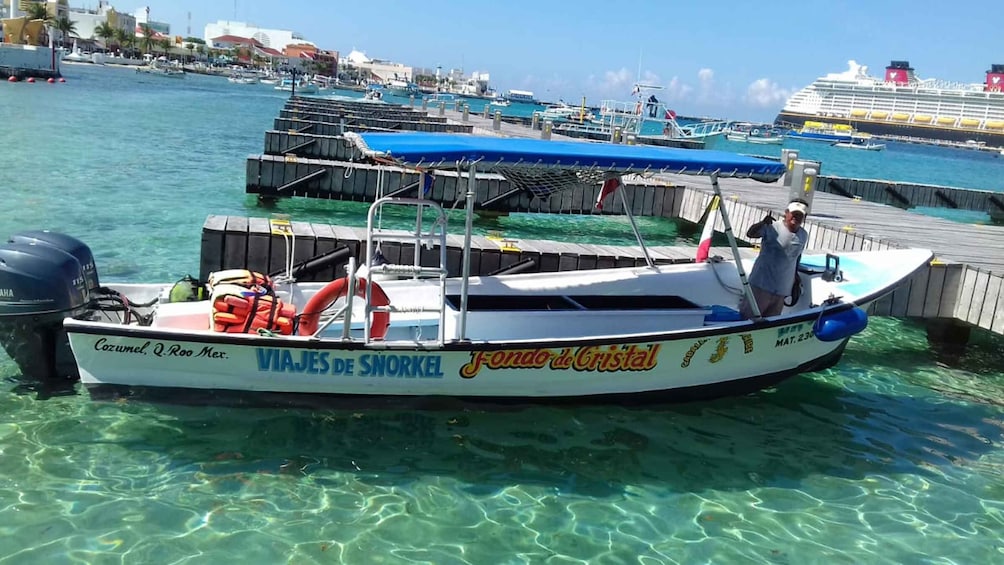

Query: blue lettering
[422,356,443,378]
[331,357,354,375]
[256,348,275,372]
[317,352,330,374]
[279,350,296,372]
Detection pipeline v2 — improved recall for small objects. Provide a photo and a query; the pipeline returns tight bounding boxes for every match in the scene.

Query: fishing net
[496,165,609,199]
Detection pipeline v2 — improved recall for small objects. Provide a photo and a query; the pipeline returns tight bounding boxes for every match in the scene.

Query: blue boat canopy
[350,132,785,181]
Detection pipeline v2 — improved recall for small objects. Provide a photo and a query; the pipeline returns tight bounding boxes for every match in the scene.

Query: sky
[117,0,1002,121]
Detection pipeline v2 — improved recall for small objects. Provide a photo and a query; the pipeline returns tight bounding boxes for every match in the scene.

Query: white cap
[787,201,808,216]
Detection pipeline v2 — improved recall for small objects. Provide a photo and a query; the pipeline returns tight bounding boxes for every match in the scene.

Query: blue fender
[813,307,868,342]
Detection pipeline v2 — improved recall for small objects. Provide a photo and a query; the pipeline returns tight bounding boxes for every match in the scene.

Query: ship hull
[776,111,1004,146]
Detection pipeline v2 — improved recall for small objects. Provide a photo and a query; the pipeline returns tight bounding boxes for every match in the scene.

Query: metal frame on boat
[0,133,931,403]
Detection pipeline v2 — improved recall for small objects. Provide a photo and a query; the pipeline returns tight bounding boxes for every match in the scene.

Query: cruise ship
[775,60,1004,145]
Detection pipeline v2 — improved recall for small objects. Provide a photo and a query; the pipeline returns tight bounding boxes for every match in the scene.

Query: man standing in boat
[739,199,809,319]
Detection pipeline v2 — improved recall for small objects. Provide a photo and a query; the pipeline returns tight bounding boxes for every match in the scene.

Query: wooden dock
[227,94,1004,341]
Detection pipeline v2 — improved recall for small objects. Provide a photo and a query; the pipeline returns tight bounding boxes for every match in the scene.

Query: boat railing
[365,196,450,344]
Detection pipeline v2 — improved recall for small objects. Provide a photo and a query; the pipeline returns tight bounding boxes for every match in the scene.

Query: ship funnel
[987,64,1004,92]
[884,60,914,85]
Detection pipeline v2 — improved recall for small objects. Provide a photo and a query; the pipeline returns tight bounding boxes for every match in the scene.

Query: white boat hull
[67,320,845,400]
[64,249,932,401]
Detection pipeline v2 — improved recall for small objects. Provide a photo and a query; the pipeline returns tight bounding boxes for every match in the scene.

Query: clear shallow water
[1,65,1003,563]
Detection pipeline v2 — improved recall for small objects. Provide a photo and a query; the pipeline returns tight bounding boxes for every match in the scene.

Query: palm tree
[158,37,172,59]
[139,24,156,55]
[113,27,130,55]
[95,22,115,51]
[25,3,50,22]
[53,16,77,49]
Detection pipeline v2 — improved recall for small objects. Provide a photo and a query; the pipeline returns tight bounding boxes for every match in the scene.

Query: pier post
[493,111,502,131]
[483,104,490,118]
[422,98,428,111]
[454,100,462,112]
[439,102,446,117]
[789,160,820,211]
[626,133,637,145]
[612,127,622,144]
[409,94,415,107]
[781,149,799,188]
[462,104,469,122]
[541,120,552,140]
[531,113,540,130]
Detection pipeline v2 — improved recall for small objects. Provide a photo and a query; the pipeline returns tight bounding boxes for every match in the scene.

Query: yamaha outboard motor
[9,230,100,293]
[0,232,95,382]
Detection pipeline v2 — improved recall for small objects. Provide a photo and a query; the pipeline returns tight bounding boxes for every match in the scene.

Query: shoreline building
[204,20,310,53]
[3,0,69,20]
[344,49,411,83]
[67,1,135,45]
[133,6,168,37]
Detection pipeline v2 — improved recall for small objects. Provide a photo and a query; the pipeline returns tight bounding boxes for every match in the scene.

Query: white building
[67,2,135,42]
[203,20,311,52]
[133,6,168,36]
[342,49,412,82]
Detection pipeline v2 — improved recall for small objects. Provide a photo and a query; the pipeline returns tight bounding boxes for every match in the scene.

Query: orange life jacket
[209,282,296,335]
[206,269,274,294]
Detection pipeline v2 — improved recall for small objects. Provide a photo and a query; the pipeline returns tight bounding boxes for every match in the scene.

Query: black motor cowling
[0,231,97,382]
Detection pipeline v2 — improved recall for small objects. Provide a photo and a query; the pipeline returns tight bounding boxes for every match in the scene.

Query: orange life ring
[298,277,390,339]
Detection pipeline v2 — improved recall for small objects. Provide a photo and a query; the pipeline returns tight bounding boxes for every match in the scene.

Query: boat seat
[152,300,212,330]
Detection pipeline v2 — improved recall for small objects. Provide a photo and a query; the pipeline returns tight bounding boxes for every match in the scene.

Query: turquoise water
[1,64,1004,563]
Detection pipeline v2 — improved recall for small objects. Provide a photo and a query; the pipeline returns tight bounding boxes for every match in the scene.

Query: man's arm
[746,214,775,238]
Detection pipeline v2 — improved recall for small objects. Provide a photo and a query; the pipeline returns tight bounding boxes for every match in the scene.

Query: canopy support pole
[711,173,762,319]
[458,162,477,340]
[618,185,654,268]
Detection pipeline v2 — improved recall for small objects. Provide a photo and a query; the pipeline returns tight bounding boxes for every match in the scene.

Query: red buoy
[58,78,66,83]
[26,77,35,83]
[47,78,55,84]
[7,76,16,83]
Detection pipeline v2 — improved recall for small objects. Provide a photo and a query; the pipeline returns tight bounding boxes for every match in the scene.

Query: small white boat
[228,68,259,85]
[833,141,886,151]
[275,78,318,94]
[0,134,931,403]
[135,58,184,78]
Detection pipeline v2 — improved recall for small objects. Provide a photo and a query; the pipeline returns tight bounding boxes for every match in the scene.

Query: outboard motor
[9,230,100,293]
[0,232,96,382]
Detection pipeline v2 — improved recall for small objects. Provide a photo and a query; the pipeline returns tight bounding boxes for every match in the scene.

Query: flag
[696,195,721,262]
[595,174,622,210]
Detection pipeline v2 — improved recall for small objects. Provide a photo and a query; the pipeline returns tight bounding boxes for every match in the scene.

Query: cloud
[586,68,662,98]
[745,78,793,108]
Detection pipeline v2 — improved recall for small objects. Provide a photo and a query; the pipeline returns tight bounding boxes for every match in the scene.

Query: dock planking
[199,214,745,283]
[238,95,1004,338]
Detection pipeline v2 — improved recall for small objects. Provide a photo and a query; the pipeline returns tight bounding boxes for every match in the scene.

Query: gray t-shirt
[748,219,807,296]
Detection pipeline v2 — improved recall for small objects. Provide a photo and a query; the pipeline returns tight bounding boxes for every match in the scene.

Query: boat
[424,92,458,105]
[275,77,318,94]
[135,57,184,78]
[725,122,785,144]
[364,84,385,100]
[776,60,1004,145]
[489,96,510,107]
[504,89,537,103]
[228,68,259,85]
[536,101,593,124]
[558,86,729,144]
[832,141,886,151]
[384,78,420,97]
[0,134,933,403]
[786,121,862,143]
